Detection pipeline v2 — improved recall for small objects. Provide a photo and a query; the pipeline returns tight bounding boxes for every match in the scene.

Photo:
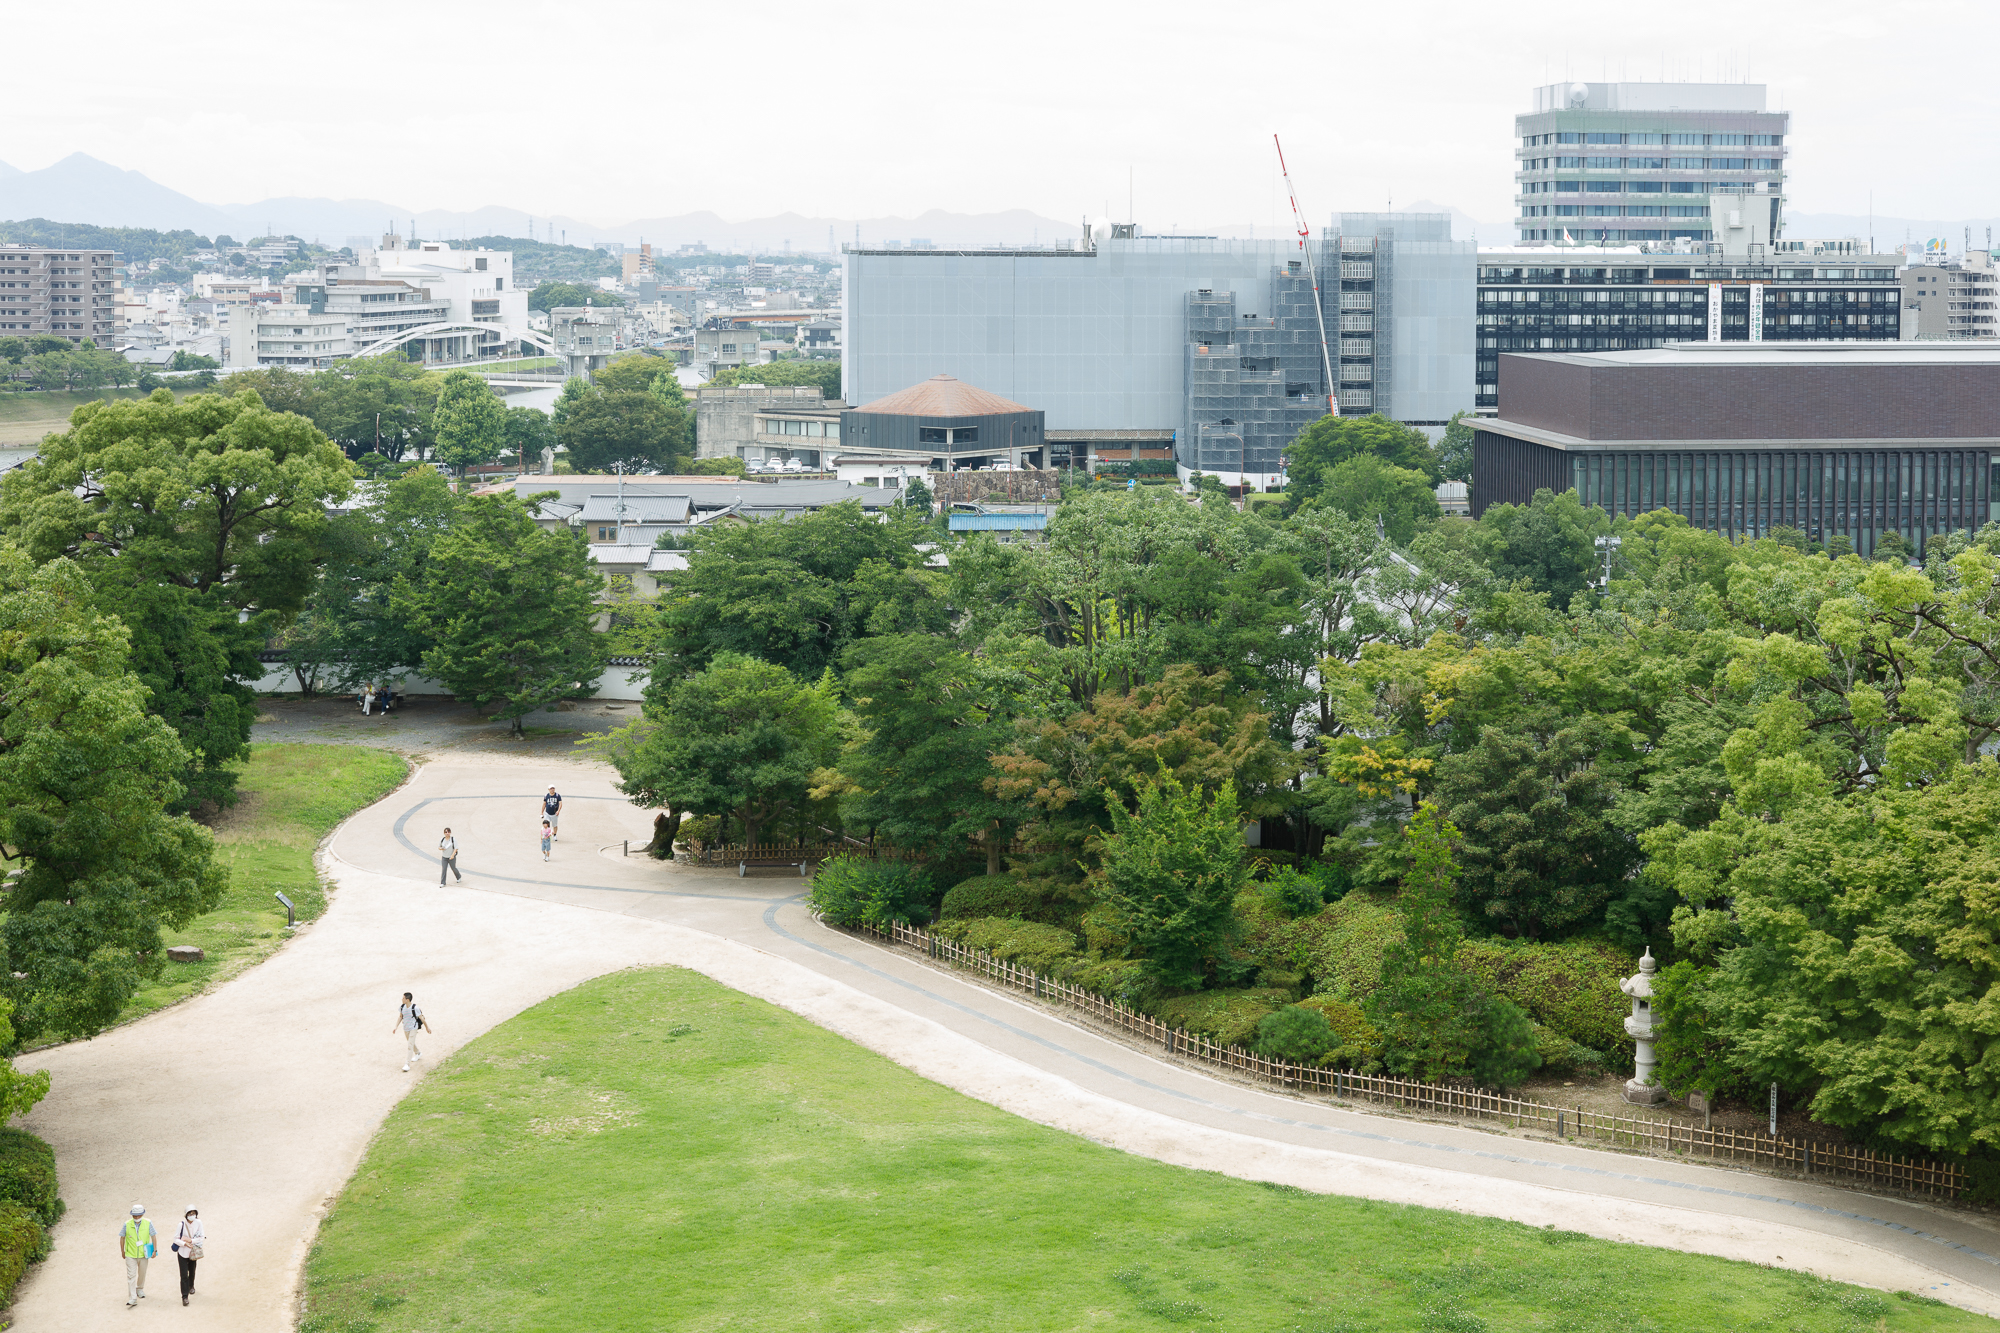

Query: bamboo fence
[853,919,1966,1201]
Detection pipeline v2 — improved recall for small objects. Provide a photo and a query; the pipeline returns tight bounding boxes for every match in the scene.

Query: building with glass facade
[1471,342,2000,557]
[1515,82,1788,245]
[842,222,1475,486]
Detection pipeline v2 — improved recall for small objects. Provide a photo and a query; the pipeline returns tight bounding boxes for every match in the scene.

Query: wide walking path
[13,755,2000,1329]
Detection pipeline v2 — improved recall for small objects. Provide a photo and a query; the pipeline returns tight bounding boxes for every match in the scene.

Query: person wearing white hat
[117,1203,159,1306]
[170,1207,205,1305]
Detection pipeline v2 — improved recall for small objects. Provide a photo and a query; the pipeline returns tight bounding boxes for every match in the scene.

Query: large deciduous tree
[430,370,508,475]
[0,550,226,1046]
[1092,776,1250,991]
[391,491,603,730]
[1282,413,1440,510]
[557,388,685,474]
[0,388,354,806]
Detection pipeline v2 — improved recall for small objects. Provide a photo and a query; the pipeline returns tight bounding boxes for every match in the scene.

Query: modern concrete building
[840,375,1044,470]
[1515,82,1789,246]
[0,245,122,344]
[284,236,529,363]
[1476,198,1904,410]
[226,303,350,369]
[1471,341,2000,556]
[1900,252,2000,340]
[694,383,845,469]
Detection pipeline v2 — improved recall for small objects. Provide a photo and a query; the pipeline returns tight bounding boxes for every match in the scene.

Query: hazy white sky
[2,0,1990,227]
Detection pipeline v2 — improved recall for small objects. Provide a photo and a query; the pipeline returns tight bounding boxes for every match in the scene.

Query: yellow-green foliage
[930,917,1085,974]
[0,1200,48,1306]
[1289,892,1404,1000]
[1297,994,1381,1067]
[1154,988,1293,1047]
[1457,938,1633,1054]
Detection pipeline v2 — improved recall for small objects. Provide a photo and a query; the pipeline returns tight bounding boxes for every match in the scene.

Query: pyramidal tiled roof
[852,374,1030,417]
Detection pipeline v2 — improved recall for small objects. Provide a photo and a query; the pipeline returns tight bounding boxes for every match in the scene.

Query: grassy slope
[300,968,1982,1333]
[0,387,194,445]
[120,744,408,1022]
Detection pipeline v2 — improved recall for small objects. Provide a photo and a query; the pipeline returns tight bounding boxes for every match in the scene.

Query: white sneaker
[127,1299,136,1307]
[402,1063,410,1072]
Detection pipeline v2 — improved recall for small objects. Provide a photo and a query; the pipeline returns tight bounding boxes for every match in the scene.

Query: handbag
[179,1223,203,1261]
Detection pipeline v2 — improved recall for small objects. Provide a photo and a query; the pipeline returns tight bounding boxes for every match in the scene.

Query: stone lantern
[1620,948,1665,1105]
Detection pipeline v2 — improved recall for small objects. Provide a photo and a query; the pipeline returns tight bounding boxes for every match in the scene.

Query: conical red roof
[852,374,1030,417]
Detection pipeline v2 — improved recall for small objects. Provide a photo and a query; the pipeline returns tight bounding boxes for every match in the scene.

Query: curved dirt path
[13,755,2000,1328]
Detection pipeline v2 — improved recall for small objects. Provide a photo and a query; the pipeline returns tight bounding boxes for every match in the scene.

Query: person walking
[542,786,563,841]
[170,1208,205,1305]
[394,992,431,1073]
[118,1203,158,1307]
[361,682,376,716]
[439,828,461,885]
[540,819,553,862]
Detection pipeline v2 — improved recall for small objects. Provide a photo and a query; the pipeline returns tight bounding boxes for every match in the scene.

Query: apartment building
[226,303,350,369]
[1899,251,2000,339]
[0,245,122,344]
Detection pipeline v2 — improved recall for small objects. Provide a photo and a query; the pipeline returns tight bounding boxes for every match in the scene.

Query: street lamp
[1593,534,1622,593]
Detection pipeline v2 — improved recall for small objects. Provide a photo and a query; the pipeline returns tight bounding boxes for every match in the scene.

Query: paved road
[14,755,2000,1328]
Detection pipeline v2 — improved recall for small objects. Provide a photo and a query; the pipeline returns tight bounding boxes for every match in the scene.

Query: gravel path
[12,751,2000,1328]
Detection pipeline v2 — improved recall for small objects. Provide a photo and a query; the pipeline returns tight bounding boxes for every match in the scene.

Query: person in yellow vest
[118,1203,159,1306]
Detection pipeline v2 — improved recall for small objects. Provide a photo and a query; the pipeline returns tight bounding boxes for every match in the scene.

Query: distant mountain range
[0,153,1515,254]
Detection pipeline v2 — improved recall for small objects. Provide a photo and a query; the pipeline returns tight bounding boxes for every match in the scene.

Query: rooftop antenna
[1274,134,1336,428]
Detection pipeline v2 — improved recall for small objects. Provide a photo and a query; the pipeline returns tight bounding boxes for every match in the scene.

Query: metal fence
[854,919,1968,1201]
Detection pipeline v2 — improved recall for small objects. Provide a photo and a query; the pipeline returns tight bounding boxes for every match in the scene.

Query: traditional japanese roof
[852,374,1030,418]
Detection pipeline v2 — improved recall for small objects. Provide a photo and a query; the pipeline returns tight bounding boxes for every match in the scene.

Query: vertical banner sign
[1748,283,1764,342]
[1707,283,1724,341]
[1769,1082,1779,1136]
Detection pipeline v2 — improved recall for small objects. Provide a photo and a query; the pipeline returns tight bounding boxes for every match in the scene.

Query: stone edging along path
[7,754,1998,1330]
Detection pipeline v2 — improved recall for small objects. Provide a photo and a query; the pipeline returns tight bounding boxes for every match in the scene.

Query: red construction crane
[1275,134,1335,422]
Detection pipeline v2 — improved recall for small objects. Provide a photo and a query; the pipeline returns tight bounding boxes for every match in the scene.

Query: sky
[1,0,1992,230]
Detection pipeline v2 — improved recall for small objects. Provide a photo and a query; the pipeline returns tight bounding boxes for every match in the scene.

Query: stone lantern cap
[1620,947,1657,1000]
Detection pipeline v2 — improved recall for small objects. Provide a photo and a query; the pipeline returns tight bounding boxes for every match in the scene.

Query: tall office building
[1515,82,1788,246]
[0,245,123,345]
[1328,213,1475,425]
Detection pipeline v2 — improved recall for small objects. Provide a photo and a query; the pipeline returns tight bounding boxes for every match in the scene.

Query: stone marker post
[1620,947,1665,1105]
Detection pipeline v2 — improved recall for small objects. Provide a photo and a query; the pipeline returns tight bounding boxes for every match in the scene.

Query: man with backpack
[394,992,432,1073]
[118,1203,159,1306]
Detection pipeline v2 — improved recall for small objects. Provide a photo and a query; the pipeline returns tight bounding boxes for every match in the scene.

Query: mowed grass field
[299,967,1984,1333]
[118,743,408,1023]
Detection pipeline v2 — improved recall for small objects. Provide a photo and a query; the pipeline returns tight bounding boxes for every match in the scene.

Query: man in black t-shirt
[542,786,563,841]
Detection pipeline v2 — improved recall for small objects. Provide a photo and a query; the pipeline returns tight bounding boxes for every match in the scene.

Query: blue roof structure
[948,512,1049,532]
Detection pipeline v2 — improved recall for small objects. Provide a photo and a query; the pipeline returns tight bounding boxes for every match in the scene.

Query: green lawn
[299,968,1983,1333]
[120,744,408,1022]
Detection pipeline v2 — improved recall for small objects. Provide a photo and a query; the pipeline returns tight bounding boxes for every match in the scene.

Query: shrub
[1367,969,1543,1088]
[1532,1025,1608,1076]
[676,813,722,848]
[0,1200,47,1307]
[941,873,1043,920]
[930,918,1084,974]
[808,856,936,928]
[1297,994,1381,1068]
[1288,892,1404,1000]
[1153,988,1293,1048]
[1465,994,1543,1089]
[1253,1005,1338,1063]
[1457,937,1633,1054]
[0,1128,59,1226]
[1264,865,1327,918]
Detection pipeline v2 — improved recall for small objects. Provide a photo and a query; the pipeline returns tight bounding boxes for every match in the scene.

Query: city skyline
[2,0,1994,232]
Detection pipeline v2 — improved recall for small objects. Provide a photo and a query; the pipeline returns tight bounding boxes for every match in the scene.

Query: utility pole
[1593,534,1622,593]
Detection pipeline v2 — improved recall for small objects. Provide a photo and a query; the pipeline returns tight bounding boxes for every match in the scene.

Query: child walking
[540,819,553,861]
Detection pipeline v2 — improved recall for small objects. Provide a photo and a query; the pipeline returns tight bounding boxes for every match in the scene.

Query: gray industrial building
[842,221,1476,487]
[1472,341,2000,557]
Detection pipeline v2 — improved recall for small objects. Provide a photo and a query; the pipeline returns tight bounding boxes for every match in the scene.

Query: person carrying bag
[171,1208,205,1305]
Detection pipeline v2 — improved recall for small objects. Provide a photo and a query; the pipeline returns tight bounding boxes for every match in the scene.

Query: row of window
[1522,180,1767,195]
[1523,132,1782,147]
[1571,449,1984,550]
[1523,205,1714,218]
[1522,157,1783,171]
[1516,228,1713,242]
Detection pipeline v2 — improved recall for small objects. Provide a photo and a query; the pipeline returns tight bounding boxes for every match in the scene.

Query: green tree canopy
[610,653,844,845]
[1093,776,1250,991]
[528,281,625,311]
[0,388,354,804]
[391,491,604,730]
[1462,487,1608,606]
[1435,410,1474,484]
[430,370,508,474]
[1316,453,1441,546]
[1283,413,1440,510]
[557,388,687,474]
[706,360,841,400]
[0,549,226,1046]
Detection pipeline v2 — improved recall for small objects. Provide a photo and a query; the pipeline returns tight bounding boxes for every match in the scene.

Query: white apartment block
[228,303,350,369]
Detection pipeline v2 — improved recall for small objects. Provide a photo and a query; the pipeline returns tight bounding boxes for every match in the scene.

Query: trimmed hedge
[940,874,1041,920]
[0,1202,42,1304]
[1153,988,1294,1049]
[1297,994,1381,1067]
[1457,938,1634,1055]
[930,918,1085,975]
[0,1128,58,1226]
[1289,893,1403,1001]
